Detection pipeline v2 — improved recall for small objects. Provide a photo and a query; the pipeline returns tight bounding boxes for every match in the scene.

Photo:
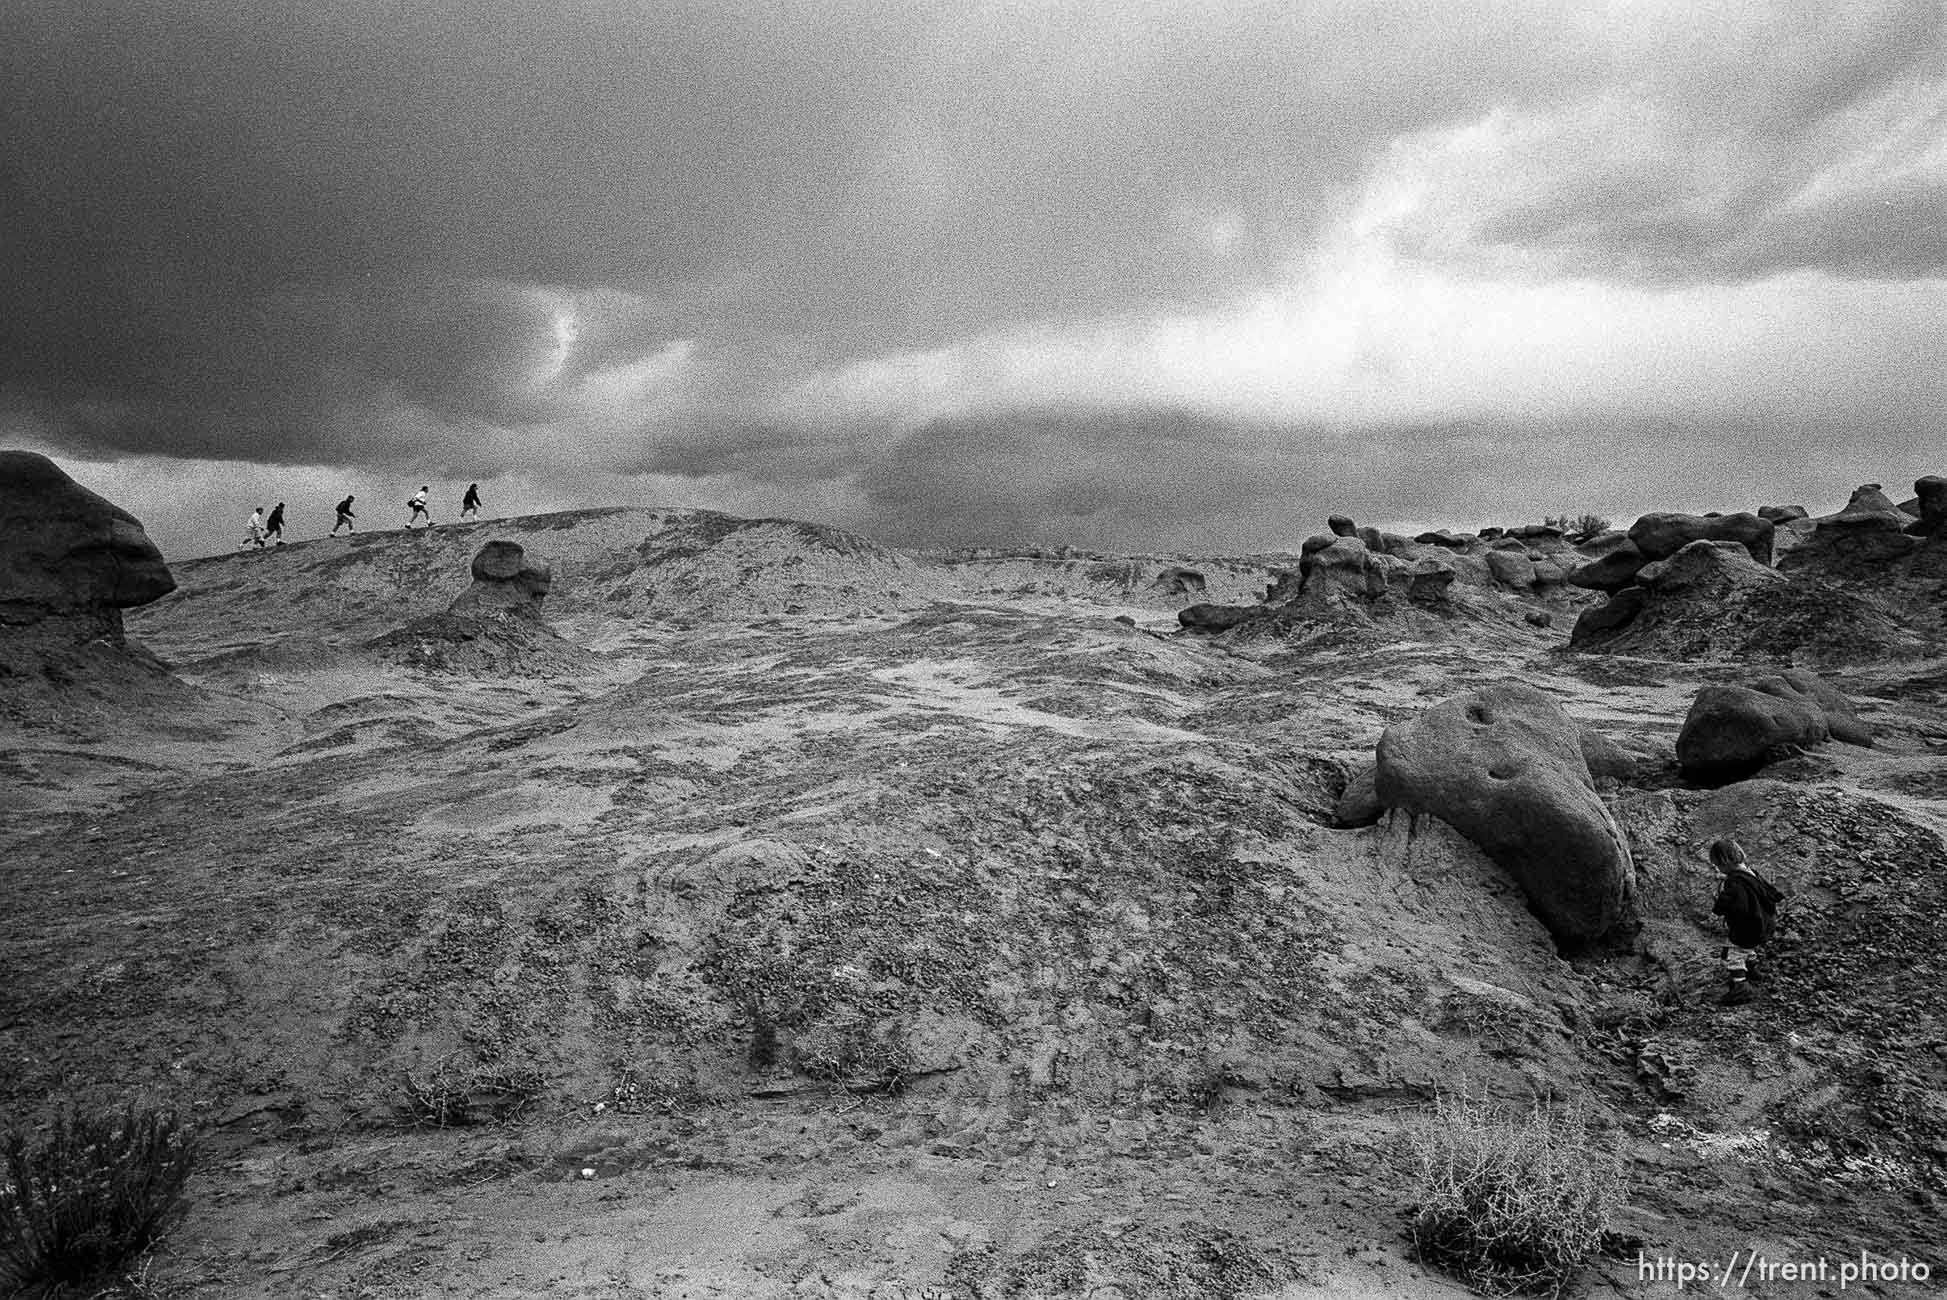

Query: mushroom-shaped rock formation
[367,540,593,675]
[450,540,553,619]
[0,451,175,641]
[1627,511,1774,566]
[1906,476,1947,537]
[1373,683,1633,945]
[1675,670,1872,785]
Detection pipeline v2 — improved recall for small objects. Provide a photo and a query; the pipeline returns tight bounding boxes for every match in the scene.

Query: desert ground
[3,500,1945,1299]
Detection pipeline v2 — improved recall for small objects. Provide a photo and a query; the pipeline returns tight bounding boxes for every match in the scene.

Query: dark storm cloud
[1,0,1603,470]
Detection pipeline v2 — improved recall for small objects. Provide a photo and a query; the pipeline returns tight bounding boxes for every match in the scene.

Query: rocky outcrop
[0,451,175,641]
[1780,484,1924,577]
[1675,670,1872,784]
[1373,684,1633,944]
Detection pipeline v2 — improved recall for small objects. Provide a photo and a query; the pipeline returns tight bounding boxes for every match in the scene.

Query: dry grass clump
[1402,1089,1626,1297]
[0,1101,197,1298]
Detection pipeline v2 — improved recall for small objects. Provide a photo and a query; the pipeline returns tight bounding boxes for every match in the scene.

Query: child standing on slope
[242,507,266,549]
[1710,838,1782,1005]
[406,486,432,528]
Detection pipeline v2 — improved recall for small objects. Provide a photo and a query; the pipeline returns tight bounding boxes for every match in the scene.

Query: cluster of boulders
[1178,513,1587,634]
[1565,480,1947,658]
[1335,663,1873,944]
[0,451,176,647]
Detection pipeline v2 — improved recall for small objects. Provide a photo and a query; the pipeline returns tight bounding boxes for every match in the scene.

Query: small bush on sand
[1402,1089,1625,1297]
[0,1101,198,1298]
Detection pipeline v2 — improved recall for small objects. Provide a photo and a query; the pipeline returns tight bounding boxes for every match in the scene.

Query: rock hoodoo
[1373,683,1633,945]
[1675,669,1872,784]
[450,539,553,619]
[0,450,176,641]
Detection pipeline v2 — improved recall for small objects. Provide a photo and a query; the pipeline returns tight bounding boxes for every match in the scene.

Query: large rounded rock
[1628,512,1774,565]
[1374,683,1633,944]
[1675,669,1871,783]
[0,451,175,636]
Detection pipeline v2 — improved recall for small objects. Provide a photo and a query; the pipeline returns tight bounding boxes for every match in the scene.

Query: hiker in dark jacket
[1709,838,1782,1005]
[265,502,286,545]
[461,482,482,519]
[332,495,357,534]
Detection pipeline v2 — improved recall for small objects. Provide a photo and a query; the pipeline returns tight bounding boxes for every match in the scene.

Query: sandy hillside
[2,506,1944,1298]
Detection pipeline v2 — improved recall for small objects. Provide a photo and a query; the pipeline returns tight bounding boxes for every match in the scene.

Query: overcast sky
[4,0,1944,560]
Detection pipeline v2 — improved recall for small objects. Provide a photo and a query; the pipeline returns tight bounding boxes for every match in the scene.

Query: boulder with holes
[1373,683,1633,944]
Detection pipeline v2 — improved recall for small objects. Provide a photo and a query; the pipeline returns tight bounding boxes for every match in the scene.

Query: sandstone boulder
[1327,515,1358,538]
[1414,530,1472,550]
[0,451,175,640]
[1627,511,1774,565]
[1374,683,1633,944]
[1675,669,1872,783]
[1758,505,1808,523]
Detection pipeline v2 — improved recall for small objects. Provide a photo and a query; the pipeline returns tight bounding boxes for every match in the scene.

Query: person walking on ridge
[1709,838,1782,1005]
[461,482,482,519]
[333,495,357,534]
[265,502,286,545]
[242,507,266,549]
[406,485,432,529]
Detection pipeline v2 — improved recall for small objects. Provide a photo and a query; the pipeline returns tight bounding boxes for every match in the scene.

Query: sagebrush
[1403,1090,1625,1297]
[0,1101,197,1297]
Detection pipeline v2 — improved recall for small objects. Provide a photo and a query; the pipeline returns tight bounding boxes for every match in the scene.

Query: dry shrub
[400,1058,545,1128]
[1403,1089,1625,1297]
[0,1101,197,1298]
